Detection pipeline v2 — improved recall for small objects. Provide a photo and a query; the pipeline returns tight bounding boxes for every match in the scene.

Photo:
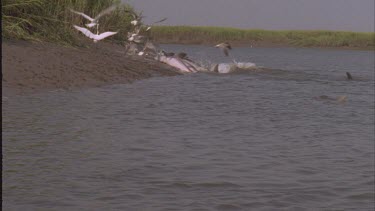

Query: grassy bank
[2,0,133,45]
[3,1,374,50]
[151,26,375,50]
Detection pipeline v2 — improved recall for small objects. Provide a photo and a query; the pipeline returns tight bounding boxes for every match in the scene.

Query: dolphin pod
[157,54,199,73]
[157,51,257,74]
[213,62,257,73]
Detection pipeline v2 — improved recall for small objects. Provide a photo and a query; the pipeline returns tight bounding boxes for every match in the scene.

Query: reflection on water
[3,46,374,210]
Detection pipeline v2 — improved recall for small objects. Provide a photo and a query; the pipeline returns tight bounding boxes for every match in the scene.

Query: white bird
[138,51,145,56]
[131,20,139,26]
[215,42,232,56]
[73,25,117,43]
[70,3,119,33]
[129,10,144,26]
[143,18,167,31]
[70,9,96,27]
[128,34,147,44]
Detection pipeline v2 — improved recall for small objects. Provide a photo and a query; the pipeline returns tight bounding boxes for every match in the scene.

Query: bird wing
[93,3,119,22]
[95,31,118,40]
[225,43,232,49]
[129,10,140,20]
[143,41,158,51]
[73,25,96,39]
[152,17,167,24]
[215,43,225,48]
[70,9,94,22]
[86,22,97,28]
[132,35,146,43]
[130,12,137,20]
[138,11,145,20]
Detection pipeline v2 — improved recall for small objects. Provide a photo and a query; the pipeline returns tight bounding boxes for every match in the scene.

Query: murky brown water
[3,46,374,210]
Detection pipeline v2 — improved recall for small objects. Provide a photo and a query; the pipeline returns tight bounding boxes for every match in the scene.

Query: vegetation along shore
[151,26,375,50]
[2,0,134,45]
[2,0,373,49]
[2,0,181,94]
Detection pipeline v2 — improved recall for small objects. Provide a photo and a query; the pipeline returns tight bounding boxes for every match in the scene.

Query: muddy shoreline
[2,40,182,95]
[2,39,371,95]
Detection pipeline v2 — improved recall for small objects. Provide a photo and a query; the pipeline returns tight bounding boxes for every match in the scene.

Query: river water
[3,45,374,210]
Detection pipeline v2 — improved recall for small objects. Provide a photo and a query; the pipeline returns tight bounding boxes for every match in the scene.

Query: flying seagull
[153,17,168,24]
[128,33,147,44]
[73,25,117,43]
[70,3,119,33]
[70,4,118,28]
[215,42,232,56]
[129,10,144,26]
[144,17,168,31]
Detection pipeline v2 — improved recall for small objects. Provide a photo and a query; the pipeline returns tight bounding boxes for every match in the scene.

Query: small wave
[192,181,242,188]
[162,181,242,189]
[216,203,242,210]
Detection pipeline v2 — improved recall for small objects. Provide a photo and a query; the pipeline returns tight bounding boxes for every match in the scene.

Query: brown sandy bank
[2,40,181,95]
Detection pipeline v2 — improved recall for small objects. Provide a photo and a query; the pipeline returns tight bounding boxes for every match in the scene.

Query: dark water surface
[3,46,374,210]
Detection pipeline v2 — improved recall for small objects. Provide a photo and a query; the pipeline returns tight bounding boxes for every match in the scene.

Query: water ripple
[3,46,374,210]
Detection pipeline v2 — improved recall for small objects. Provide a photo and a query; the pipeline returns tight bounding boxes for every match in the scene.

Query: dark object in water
[212,64,219,73]
[346,72,353,80]
[177,52,187,59]
[176,52,194,62]
[314,95,347,103]
[161,50,175,57]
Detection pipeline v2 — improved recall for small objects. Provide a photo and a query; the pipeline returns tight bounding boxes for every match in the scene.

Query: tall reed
[2,0,134,44]
[150,26,375,49]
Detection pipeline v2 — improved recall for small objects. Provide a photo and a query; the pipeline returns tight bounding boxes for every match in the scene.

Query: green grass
[2,0,134,45]
[3,2,374,50]
[151,26,375,49]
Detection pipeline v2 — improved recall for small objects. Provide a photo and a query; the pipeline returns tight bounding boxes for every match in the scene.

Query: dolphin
[233,60,257,69]
[157,54,197,73]
[156,52,207,73]
[211,61,257,73]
